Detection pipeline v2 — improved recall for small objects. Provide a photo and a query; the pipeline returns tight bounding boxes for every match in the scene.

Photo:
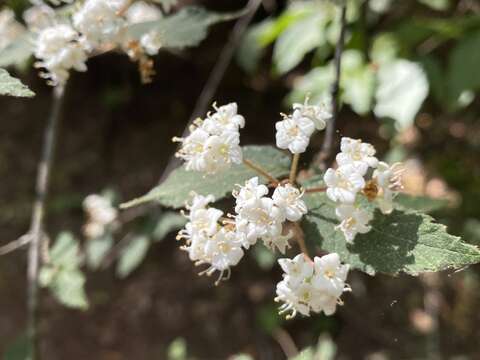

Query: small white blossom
[140,31,162,55]
[125,1,161,23]
[202,132,243,173]
[202,102,245,136]
[233,176,269,214]
[312,253,350,296]
[73,0,127,49]
[275,253,350,319]
[292,100,331,131]
[336,137,378,175]
[275,111,315,154]
[373,161,403,214]
[204,227,244,273]
[34,24,88,86]
[272,183,308,222]
[324,164,365,204]
[335,204,373,243]
[262,229,292,254]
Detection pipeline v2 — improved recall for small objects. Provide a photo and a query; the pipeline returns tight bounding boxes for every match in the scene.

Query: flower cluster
[275,99,331,154]
[324,137,403,242]
[25,0,166,86]
[82,194,118,239]
[177,177,308,284]
[275,253,350,318]
[173,103,244,174]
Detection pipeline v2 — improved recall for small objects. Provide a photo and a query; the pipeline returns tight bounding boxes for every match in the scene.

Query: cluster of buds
[82,194,118,239]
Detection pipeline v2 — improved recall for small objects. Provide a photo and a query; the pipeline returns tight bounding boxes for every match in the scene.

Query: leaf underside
[0,68,34,97]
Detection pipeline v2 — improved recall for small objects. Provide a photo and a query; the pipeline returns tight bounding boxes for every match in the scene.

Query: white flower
[201,102,245,136]
[34,24,88,86]
[233,176,269,214]
[335,204,373,243]
[336,137,378,175]
[278,254,313,288]
[272,183,308,222]
[261,229,292,254]
[312,253,349,296]
[324,164,365,204]
[174,127,210,172]
[275,253,350,318]
[292,100,331,131]
[73,0,127,49]
[178,194,222,239]
[373,161,403,214]
[275,111,315,154]
[235,197,283,248]
[23,5,55,31]
[204,227,244,272]
[0,9,24,51]
[201,132,243,173]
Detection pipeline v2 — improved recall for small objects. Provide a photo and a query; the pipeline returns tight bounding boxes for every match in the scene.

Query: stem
[159,0,263,183]
[317,2,348,166]
[292,222,312,262]
[289,153,300,184]
[27,85,65,359]
[243,159,279,185]
[0,234,31,256]
[305,186,327,193]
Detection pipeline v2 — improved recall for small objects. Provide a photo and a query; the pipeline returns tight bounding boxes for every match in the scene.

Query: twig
[0,234,31,255]
[159,0,263,183]
[272,328,299,358]
[243,159,279,185]
[289,153,300,184]
[305,186,327,193]
[292,222,311,262]
[316,2,348,167]
[27,85,65,360]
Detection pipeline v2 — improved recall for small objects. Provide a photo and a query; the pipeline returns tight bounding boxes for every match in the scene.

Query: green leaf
[374,59,429,129]
[126,6,243,49]
[447,30,480,109]
[50,269,89,310]
[167,338,187,360]
[395,194,449,213]
[152,212,187,241]
[40,232,89,310]
[116,235,150,278]
[418,0,450,11]
[121,145,291,209]
[85,234,114,270]
[287,65,335,106]
[273,12,327,74]
[49,232,82,269]
[0,33,34,68]
[0,69,34,97]
[236,19,275,73]
[3,333,33,360]
[303,192,480,275]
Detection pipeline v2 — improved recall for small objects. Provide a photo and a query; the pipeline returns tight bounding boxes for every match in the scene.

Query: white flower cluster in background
[82,194,118,239]
[275,253,350,318]
[24,0,166,86]
[276,99,331,154]
[174,103,244,174]
[324,137,403,242]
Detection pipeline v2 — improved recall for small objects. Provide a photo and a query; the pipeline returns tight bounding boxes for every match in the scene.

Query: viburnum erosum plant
[160,99,398,319]
[119,95,480,321]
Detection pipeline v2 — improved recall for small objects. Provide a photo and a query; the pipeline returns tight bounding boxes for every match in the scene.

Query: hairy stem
[27,85,65,359]
[316,2,348,166]
[305,186,327,193]
[289,153,300,184]
[243,159,279,185]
